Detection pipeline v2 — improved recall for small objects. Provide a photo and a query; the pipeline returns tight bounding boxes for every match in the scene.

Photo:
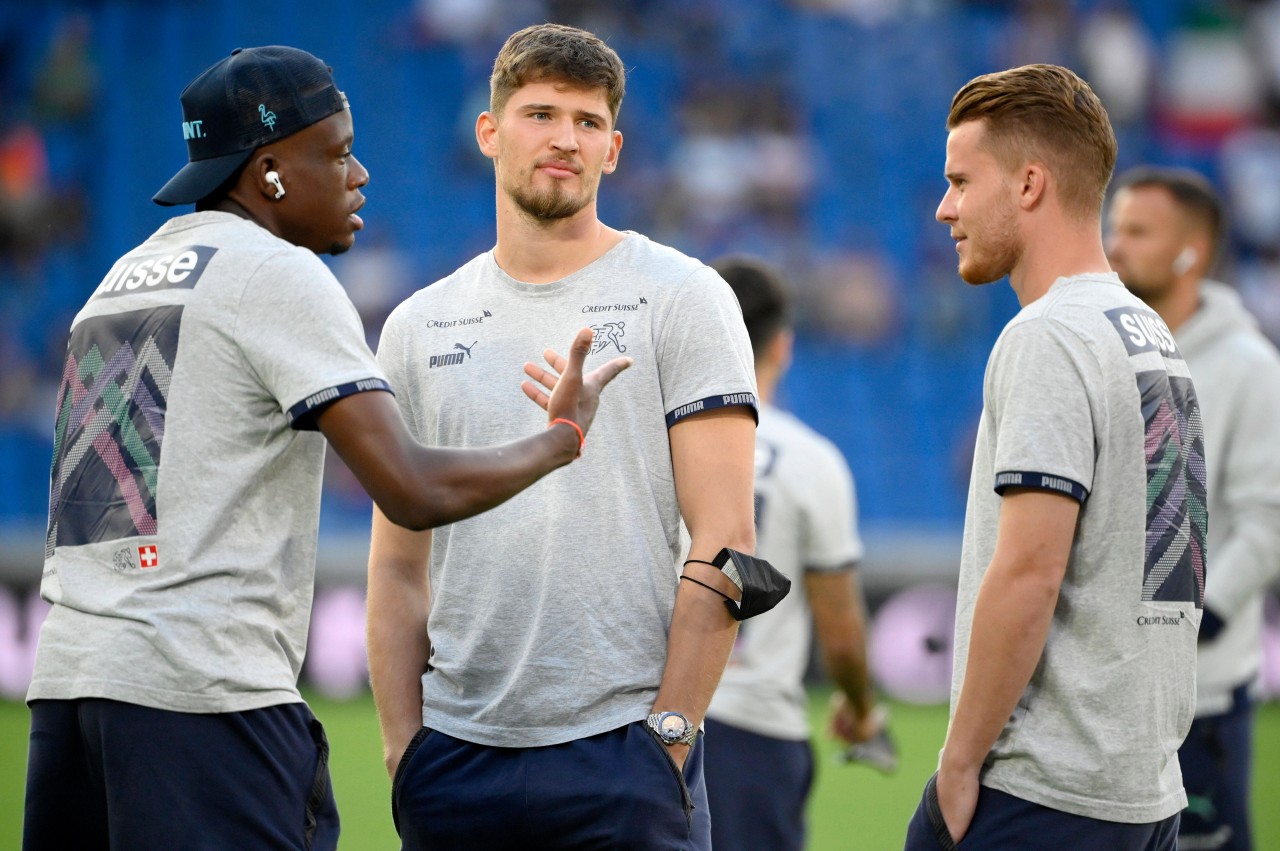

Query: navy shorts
[702,717,813,851]
[904,773,1179,851]
[392,720,710,850]
[24,698,339,851]
[1178,684,1255,850]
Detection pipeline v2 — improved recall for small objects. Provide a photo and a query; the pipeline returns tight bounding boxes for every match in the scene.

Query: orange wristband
[549,418,584,457]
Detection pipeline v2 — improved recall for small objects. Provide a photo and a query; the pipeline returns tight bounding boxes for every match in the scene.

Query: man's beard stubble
[959,206,1022,285]
[509,181,589,222]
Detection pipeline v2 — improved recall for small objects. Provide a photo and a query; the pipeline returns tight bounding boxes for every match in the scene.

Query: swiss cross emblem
[138,545,159,569]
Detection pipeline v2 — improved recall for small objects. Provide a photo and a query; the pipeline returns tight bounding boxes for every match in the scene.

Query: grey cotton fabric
[953,273,1203,823]
[1176,280,1280,715]
[376,232,757,748]
[30,211,387,713]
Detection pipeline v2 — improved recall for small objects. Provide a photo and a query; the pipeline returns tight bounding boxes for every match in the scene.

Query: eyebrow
[519,102,609,127]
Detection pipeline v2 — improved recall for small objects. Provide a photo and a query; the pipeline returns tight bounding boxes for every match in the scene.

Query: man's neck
[493,198,623,284]
[1008,217,1111,307]
[211,196,271,236]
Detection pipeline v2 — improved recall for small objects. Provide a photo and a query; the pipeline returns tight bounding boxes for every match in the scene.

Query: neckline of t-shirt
[1049,270,1123,291]
[159,209,260,236]
[485,231,638,295]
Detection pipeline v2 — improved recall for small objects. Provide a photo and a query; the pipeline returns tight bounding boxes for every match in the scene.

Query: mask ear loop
[679,573,735,603]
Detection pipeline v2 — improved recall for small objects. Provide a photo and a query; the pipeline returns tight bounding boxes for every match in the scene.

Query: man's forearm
[651,578,740,726]
[330,404,579,531]
[651,521,755,726]
[825,646,875,718]
[809,571,875,717]
[367,564,432,776]
[937,489,1077,841]
[943,564,1060,772]
[660,407,757,764]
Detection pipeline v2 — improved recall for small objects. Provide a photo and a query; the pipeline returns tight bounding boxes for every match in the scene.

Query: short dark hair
[712,255,792,356]
[947,64,1117,218]
[490,24,626,126]
[1112,166,1225,261]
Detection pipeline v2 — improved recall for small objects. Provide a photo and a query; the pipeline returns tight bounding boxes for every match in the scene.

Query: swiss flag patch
[138,545,159,569]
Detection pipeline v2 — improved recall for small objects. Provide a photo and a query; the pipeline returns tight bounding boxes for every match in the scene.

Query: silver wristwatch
[646,711,698,746]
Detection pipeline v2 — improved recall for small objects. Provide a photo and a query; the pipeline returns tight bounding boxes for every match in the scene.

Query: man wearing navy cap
[23,45,628,851]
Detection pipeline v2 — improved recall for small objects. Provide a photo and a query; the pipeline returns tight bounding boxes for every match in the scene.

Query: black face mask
[713,547,791,621]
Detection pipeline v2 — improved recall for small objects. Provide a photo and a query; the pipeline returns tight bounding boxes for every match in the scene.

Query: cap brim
[152,148,253,206]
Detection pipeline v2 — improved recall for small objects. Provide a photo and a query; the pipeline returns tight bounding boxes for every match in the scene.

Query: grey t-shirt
[706,403,862,740]
[953,273,1204,823]
[29,211,389,713]
[377,232,757,747]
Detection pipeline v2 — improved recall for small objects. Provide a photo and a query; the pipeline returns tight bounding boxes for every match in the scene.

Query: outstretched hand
[522,328,631,441]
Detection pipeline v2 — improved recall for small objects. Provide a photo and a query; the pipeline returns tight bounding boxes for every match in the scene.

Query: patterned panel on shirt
[1136,370,1207,604]
[46,306,182,555]
[1105,305,1207,605]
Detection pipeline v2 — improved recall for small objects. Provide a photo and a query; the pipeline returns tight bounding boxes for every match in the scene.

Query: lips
[350,198,366,230]
[537,160,580,178]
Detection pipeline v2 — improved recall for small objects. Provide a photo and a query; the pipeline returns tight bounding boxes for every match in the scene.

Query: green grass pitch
[2,692,1277,849]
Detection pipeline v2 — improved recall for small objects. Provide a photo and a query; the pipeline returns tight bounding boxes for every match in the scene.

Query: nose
[936,188,956,224]
[550,117,580,154]
[350,154,370,189]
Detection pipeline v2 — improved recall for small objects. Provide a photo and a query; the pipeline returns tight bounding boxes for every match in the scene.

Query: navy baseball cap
[153,46,348,206]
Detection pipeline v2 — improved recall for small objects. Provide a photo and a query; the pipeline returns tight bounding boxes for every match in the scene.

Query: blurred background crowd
[3,0,1280,602]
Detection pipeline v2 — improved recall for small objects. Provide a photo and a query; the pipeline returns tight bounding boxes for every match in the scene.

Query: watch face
[658,712,689,741]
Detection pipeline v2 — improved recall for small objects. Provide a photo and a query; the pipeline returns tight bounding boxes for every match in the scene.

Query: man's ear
[601,129,623,175]
[1186,230,1213,275]
[1018,162,1046,211]
[242,152,282,201]
[476,112,499,160]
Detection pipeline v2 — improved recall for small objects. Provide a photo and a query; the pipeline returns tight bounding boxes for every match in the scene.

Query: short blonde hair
[948,64,1117,218]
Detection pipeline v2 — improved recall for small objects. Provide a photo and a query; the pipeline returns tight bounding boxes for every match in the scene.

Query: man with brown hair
[367,23,758,851]
[1109,165,1280,851]
[905,64,1202,850]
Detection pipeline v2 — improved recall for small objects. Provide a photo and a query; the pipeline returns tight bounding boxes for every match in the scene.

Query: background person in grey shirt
[904,65,1201,851]
[1109,165,1280,851]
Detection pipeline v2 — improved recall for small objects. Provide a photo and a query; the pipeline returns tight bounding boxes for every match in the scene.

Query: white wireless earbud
[1172,247,1197,276]
[266,170,285,200]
